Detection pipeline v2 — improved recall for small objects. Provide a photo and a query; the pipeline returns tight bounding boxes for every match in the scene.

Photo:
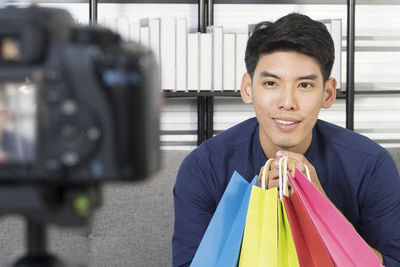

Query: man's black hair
[245,13,335,82]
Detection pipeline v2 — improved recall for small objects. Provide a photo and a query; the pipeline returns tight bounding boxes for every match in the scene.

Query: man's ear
[240,72,253,104]
[321,77,337,109]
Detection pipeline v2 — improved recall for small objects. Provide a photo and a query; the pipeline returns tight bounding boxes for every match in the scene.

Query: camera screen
[0,82,35,163]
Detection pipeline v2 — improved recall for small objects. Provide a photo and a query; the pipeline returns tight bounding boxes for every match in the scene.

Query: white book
[200,33,212,91]
[161,17,176,91]
[208,26,223,91]
[235,33,248,91]
[130,23,140,43]
[176,18,188,92]
[331,19,342,90]
[322,19,342,90]
[140,27,150,47]
[117,17,130,41]
[102,17,117,31]
[187,33,199,91]
[149,18,161,66]
[223,33,236,91]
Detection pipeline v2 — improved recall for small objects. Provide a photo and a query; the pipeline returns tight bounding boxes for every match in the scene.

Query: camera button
[61,100,78,115]
[87,127,101,140]
[91,162,104,178]
[62,151,80,166]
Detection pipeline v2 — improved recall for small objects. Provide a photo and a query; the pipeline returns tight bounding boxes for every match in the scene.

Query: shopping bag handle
[279,157,312,200]
[260,158,274,190]
[279,157,289,200]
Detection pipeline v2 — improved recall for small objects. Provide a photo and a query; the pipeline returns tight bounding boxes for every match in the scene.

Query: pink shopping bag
[288,168,383,267]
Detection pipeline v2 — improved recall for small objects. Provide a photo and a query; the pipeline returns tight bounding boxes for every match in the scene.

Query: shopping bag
[278,198,300,267]
[239,185,278,266]
[239,158,299,267]
[281,158,334,267]
[283,192,334,267]
[288,166,383,267]
[190,171,257,267]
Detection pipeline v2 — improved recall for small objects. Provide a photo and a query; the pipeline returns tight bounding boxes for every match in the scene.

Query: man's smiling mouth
[274,118,300,125]
[275,119,296,125]
[273,118,301,130]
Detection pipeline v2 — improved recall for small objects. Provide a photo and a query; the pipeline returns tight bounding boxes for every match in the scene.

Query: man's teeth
[275,119,296,125]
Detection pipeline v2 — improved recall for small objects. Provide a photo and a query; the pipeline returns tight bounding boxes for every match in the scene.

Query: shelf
[163,89,347,99]
[30,0,400,5]
[163,91,241,98]
[355,90,400,95]
[94,0,400,4]
[33,0,400,4]
[214,0,400,4]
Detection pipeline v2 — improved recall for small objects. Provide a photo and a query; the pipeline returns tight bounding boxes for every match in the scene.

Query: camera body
[0,6,160,183]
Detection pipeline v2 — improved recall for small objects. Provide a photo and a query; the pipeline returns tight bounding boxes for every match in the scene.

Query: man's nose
[278,86,298,111]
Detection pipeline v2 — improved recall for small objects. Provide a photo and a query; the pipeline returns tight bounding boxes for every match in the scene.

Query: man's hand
[258,150,328,198]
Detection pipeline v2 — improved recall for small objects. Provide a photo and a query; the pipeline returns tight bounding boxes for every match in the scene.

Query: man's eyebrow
[259,71,281,80]
[298,74,318,80]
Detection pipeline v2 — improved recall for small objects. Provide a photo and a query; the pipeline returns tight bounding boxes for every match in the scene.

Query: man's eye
[264,81,276,86]
[299,82,312,88]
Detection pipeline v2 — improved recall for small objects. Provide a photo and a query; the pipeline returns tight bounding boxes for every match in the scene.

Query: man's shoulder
[316,119,386,158]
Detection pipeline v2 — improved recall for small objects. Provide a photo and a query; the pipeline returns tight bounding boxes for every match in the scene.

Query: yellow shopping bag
[279,198,299,267]
[239,158,299,267]
[239,185,278,266]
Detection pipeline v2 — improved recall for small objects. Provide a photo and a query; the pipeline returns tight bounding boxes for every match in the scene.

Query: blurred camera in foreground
[0,5,161,183]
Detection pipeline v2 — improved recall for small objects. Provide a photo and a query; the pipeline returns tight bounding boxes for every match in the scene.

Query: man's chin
[273,139,300,151]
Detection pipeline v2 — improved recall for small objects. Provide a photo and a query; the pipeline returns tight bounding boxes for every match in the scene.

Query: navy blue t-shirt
[173,117,400,267]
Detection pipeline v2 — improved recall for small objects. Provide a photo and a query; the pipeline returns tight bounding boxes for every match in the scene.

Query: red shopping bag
[283,192,334,267]
[288,168,383,267]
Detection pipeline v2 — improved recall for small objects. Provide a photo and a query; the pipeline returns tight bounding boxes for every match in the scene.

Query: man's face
[241,51,336,157]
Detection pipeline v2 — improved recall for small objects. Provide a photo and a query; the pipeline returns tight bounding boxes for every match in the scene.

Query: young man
[173,13,400,266]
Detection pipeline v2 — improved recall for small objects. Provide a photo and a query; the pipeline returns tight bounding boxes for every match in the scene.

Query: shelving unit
[88,0,353,144]
[31,0,400,147]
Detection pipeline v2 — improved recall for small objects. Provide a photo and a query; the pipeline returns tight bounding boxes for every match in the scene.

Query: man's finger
[285,160,306,173]
[268,168,279,180]
[268,179,279,189]
[277,150,306,162]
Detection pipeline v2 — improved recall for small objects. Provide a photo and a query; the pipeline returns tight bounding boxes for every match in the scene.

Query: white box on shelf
[321,19,342,90]
[200,33,213,91]
[208,26,223,91]
[176,18,188,92]
[223,33,236,91]
[161,17,176,91]
[140,26,150,47]
[117,17,130,41]
[149,18,161,66]
[101,17,117,31]
[129,23,140,43]
[235,33,247,91]
[187,33,200,91]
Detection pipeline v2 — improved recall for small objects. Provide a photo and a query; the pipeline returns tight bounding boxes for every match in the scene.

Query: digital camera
[0,6,160,183]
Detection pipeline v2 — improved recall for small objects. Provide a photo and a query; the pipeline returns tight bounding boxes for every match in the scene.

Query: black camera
[0,5,161,267]
[0,5,160,183]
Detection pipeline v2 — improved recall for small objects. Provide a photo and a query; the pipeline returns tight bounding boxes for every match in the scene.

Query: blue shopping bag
[190,171,257,267]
